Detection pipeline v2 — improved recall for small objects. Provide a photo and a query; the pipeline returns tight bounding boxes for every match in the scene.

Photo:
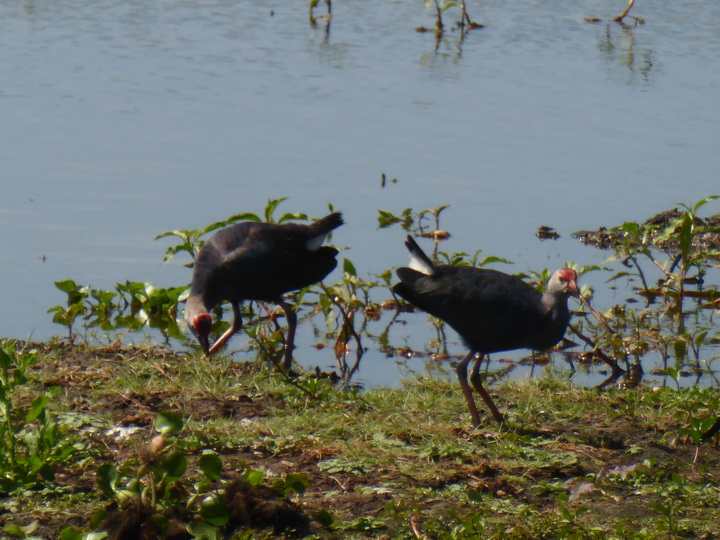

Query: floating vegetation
[45,196,720,396]
[585,0,645,24]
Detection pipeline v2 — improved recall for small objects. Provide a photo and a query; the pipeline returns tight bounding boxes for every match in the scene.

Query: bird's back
[190,215,342,307]
[394,265,567,354]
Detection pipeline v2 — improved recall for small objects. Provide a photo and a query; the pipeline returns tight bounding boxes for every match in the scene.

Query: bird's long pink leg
[206,302,242,357]
[469,355,504,425]
[278,300,297,370]
[456,351,482,428]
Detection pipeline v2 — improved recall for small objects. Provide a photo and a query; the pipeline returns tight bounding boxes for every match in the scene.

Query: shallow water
[1,0,719,387]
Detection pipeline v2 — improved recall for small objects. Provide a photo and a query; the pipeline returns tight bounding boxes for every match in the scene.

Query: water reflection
[597,22,655,84]
[309,0,332,41]
[2,0,720,392]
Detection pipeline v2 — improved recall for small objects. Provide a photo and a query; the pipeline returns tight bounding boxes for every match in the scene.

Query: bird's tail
[306,212,344,251]
[404,235,435,275]
[310,212,344,235]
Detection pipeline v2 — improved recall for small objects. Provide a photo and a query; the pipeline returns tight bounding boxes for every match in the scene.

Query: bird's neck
[185,293,209,323]
[541,292,570,324]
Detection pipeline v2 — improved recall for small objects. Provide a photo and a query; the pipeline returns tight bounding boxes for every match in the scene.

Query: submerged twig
[613,0,635,22]
[320,283,365,385]
[569,320,625,379]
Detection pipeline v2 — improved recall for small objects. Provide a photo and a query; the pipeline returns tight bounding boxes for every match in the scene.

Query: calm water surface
[1,0,719,387]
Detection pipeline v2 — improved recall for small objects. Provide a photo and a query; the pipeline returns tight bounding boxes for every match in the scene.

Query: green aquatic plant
[377,204,450,238]
[0,341,81,494]
[573,195,720,388]
[77,411,312,538]
[309,0,331,27]
[416,0,483,37]
[47,280,186,342]
[155,197,309,265]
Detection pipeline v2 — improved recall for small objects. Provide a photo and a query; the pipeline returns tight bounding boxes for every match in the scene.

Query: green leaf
[467,488,484,502]
[54,280,78,293]
[3,523,27,538]
[652,502,671,516]
[200,493,229,527]
[278,212,308,223]
[0,346,13,369]
[263,197,288,222]
[25,395,49,422]
[315,509,334,527]
[283,473,311,495]
[243,468,264,487]
[161,451,188,477]
[186,522,221,540]
[199,453,223,481]
[116,489,140,504]
[223,212,262,225]
[90,509,109,528]
[149,514,170,533]
[478,256,513,267]
[58,527,83,540]
[343,258,357,277]
[678,213,693,260]
[155,411,183,435]
[691,194,718,215]
[96,463,118,497]
[153,230,183,240]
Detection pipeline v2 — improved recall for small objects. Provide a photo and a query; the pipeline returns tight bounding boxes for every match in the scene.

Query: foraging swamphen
[184,212,344,368]
[393,236,579,427]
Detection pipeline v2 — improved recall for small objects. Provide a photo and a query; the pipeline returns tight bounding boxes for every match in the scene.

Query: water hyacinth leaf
[243,468,264,487]
[467,488,484,502]
[315,510,334,527]
[126,478,141,494]
[161,451,188,477]
[200,493,229,527]
[284,473,311,495]
[199,453,223,481]
[187,521,221,540]
[96,463,118,497]
[3,523,32,538]
[614,221,640,236]
[58,527,83,540]
[90,509,109,528]
[155,411,183,435]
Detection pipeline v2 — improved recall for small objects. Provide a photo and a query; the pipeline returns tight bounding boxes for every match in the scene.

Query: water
[2,0,719,387]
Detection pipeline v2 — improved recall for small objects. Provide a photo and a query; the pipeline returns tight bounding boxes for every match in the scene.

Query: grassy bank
[1,342,719,539]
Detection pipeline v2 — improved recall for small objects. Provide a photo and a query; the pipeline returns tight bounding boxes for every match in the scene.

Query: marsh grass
[1,342,719,538]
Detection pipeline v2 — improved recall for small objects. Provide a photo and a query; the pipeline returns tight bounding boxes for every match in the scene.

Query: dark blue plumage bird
[393,236,579,427]
[184,213,343,368]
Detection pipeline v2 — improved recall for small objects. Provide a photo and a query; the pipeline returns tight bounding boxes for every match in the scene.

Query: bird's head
[550,268,580,298]
[188,313,213,353]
